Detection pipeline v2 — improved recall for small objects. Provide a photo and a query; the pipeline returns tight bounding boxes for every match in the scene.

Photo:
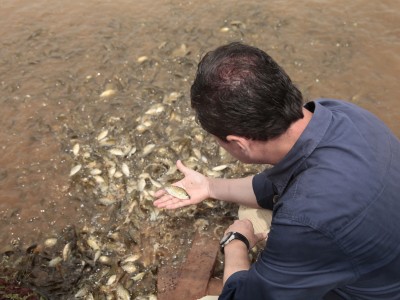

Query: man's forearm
[223,240,251,284]
[208,176,260,208]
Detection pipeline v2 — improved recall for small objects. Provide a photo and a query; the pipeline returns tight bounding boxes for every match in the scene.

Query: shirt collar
[266,100,332,195]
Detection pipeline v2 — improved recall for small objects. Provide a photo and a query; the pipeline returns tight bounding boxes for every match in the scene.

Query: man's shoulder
[274,160,376,234]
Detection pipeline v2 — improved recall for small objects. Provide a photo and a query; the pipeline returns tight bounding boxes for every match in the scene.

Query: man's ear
[226,135,250,151]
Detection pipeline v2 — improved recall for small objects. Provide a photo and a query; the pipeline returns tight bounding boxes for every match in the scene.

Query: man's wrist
[220,231,250,254]
[207,177,218,199]
[224,239,249,253]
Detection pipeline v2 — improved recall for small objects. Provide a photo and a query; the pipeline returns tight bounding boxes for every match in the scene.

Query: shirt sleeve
[252,172,275,209]
[218,217,357,300]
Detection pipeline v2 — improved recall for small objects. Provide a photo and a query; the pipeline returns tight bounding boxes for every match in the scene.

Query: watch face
[220,232,233,245]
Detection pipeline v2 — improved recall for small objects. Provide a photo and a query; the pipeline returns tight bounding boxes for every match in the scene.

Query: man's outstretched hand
[153,160,211,209]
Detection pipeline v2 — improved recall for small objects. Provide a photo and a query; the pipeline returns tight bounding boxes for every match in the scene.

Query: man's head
[190,42,304,142]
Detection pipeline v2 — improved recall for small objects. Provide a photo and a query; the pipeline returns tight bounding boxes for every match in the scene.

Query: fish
[212,164,229,171]
[106,274,117,286]
[62,242,71,261]
[121,163,130,177]
[44,238,57,248]
[116,284,130,300]
[72,143,80,156]
[69,164,82,177]
[109,148,125,156]
[120,262,137,273]
[97,130,109,141]
[164,185,190,200]
[90,168,102,175]
[48,257,62,267]
[100,89,116,98]
[137,56,148,63]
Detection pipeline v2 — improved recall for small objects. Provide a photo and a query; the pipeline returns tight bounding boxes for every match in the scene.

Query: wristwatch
[219,231,250,254]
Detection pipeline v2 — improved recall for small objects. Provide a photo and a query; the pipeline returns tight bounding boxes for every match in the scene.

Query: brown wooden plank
[157,264,181,300]
[157,230,220,300]
[207,277,223,296]
[173,230,220,299]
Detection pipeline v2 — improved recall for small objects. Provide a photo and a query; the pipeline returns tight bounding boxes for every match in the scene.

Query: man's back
[297,100,400,298]
[222,99,400,299]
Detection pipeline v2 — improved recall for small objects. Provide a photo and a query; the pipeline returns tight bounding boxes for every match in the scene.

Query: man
[154,42,400,299]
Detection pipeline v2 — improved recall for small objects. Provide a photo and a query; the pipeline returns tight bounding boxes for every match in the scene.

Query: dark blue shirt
[219,99,400,300]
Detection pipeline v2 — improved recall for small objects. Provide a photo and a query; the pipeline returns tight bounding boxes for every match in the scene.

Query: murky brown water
[0,0,399,298]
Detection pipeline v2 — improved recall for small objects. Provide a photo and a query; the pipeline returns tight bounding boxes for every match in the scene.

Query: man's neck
[250,108,313,165]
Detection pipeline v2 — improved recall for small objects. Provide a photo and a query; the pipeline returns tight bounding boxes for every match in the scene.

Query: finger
[176,160,191,175]
[155,199,181,209]
[154,193,194,209]
[238,218,253,228]
[154,189,167,198]
[164,199,193,210]
[255,232,268,242]
[153,194,174,207]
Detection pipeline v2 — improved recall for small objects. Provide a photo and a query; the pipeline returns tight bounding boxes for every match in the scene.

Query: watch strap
[220,232,250,254]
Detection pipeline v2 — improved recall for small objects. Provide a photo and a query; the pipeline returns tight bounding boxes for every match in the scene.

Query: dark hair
[190,42,304,141]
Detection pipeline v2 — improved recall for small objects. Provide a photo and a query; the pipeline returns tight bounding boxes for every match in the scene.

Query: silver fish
[69,164,82,177]
[164,186,190,200]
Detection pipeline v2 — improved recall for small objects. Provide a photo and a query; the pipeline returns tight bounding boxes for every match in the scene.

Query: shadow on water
[0,0,399,298]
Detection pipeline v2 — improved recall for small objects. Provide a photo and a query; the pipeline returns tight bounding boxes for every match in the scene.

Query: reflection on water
[0,0,399,298]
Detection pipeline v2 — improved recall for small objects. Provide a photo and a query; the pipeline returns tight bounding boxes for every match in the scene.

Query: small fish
[122,254,141,264]
[137,56,148,63]
[164,185,190,200]
[93,175,105,184]
[74,287,89,298]
[114,171,123,178]
[69,164,82,177]
[72,143,80,156]
[100,89,116,98]
[116,284,131,300]
[90,168,102,175]
[97,129,109,141]
[99,255,112,265]
[108,166,116,178]
[138,178,146,191]
[131,272,145,282]
[126,147,137,157]
[109,148,125,156]
[44,238,57,248]
[98,196,117,206]
[106,274,117,286]
[94,249,101,262]
[145,103,165,115]
[121,163,130,177]
[121,262,137,274]
[48,256,62,267]
[212,164,229,171]
[62,242,71,261]
[142,144,156,157]
[86,293,95,300]
[87,236,100,251]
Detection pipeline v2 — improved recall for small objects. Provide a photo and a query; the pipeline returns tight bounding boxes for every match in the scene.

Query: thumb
[176,160,191,175]
[255,231,268,242]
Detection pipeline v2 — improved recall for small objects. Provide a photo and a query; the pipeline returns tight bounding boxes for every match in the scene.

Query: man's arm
[154,160,261,209]
[209,176,260,208]
[223,240,250,284]
[219,219,356,300]
[221,219,268,284]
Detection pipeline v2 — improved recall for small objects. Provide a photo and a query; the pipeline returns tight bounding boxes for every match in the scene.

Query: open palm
[153,160,211,209]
